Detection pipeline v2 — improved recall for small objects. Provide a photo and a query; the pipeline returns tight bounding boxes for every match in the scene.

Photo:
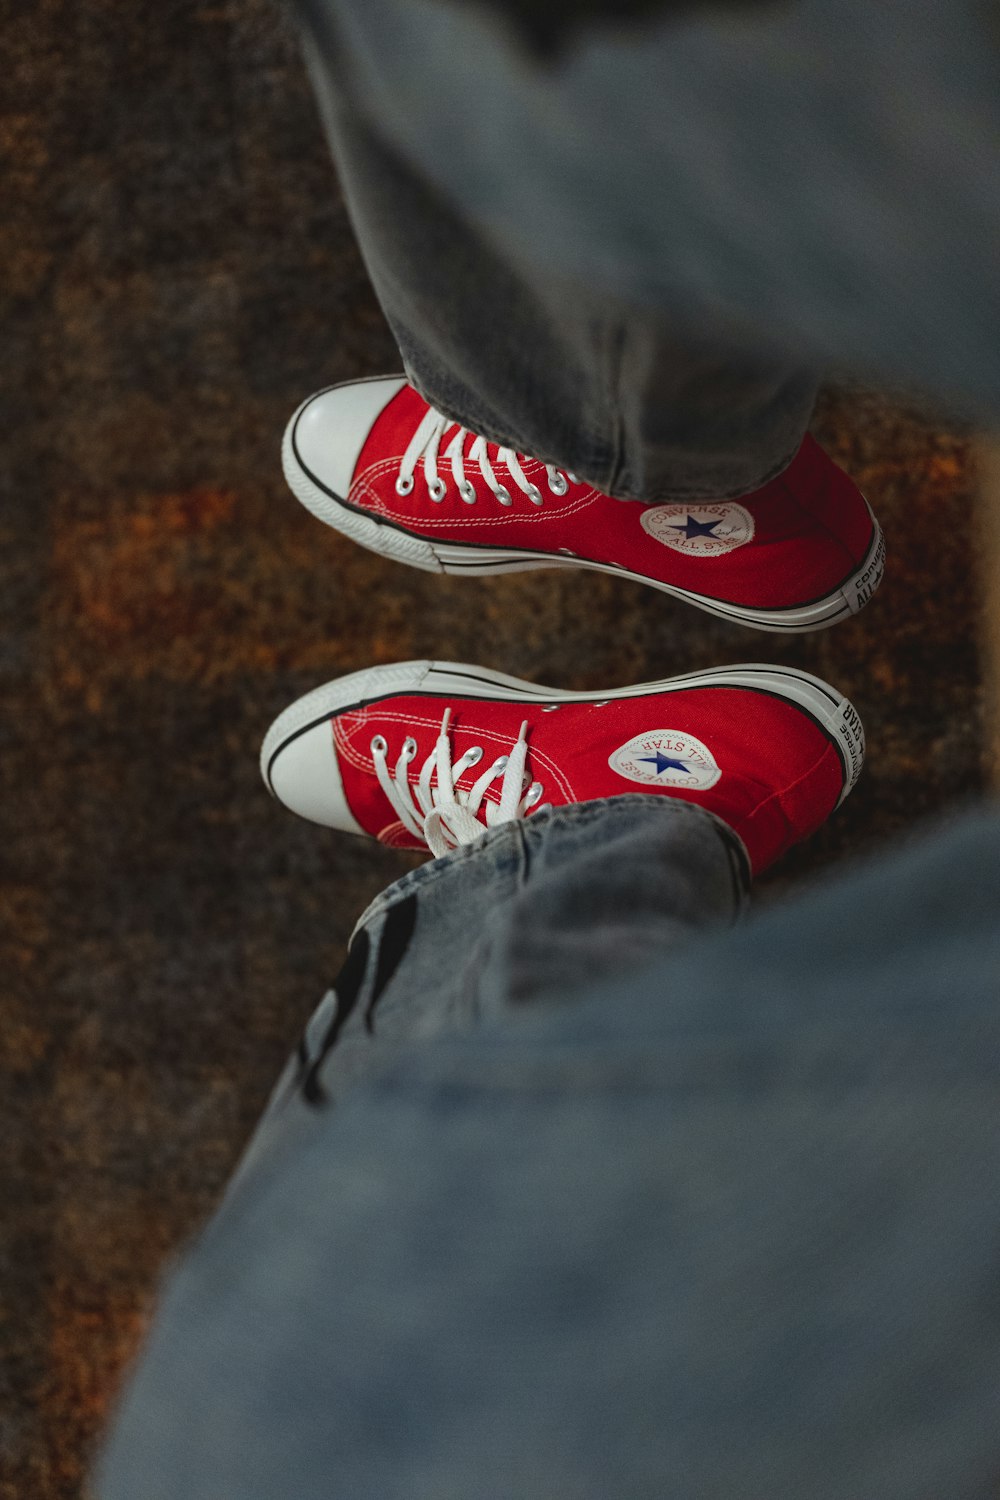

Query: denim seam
[601,316,629,497]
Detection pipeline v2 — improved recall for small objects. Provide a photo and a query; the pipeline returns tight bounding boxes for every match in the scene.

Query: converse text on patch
[609,729,722,790]
[640,502,754,557]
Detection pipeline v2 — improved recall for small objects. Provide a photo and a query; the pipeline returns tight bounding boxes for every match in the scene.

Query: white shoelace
[370,710,545,857]
[395,406,575,507]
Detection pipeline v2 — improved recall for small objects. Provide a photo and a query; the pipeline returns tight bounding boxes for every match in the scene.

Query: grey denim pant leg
[296,0,1000,425]
[292,2,822,501]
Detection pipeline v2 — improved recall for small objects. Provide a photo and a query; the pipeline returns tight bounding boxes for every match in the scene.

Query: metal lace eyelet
[495,485,513,507]
[370,735,387,754]
[428,477,446,502]
[524,783,544,809]
[548,472,569,496]
[467,746,484,765]
[395,474,414,496]
[527,485,544,507]
[402,737,418,759]
[459,482,477,505]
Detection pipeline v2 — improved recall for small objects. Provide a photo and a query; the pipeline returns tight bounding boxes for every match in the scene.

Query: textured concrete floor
[0,1,986,1496]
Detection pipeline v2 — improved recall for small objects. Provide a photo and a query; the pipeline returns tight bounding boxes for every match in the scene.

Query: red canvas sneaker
[260,660,864,876]
[283,377,884,632]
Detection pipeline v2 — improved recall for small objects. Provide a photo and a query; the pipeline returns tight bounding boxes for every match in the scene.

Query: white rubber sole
[283,389,886,634]
[261,658,865,809]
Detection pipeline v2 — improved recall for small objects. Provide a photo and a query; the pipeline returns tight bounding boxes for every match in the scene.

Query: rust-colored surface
[0,1,985,1496]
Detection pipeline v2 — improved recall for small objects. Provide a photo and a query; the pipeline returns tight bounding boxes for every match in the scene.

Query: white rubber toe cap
[290,376,409,499]
[267,720,366,836]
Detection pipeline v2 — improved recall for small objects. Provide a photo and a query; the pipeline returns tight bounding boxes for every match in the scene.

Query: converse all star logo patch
[640,502,754,557]
[609,730,722,790]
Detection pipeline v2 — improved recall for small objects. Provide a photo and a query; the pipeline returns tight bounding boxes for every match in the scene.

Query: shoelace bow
[370,710,545,857]
[395,406,576,507]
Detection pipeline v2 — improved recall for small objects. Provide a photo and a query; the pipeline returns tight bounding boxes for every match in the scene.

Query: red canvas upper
[344,385,874,611]
[330,684,846,875]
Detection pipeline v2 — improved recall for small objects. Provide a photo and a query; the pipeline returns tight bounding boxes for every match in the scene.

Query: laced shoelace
[395,406,576,508]
[370,710,546,857]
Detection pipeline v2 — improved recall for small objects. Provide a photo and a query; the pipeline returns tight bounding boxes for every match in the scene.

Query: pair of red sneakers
[262,378,883,876]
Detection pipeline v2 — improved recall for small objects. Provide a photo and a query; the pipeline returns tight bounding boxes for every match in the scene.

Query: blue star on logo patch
[637,752,692,775]
[669,514,723,540]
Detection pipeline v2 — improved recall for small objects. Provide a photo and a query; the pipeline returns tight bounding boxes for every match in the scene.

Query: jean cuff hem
[352,794,749,941]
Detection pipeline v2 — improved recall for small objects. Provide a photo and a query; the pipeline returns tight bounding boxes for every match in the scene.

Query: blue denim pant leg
[94,806,1000,1500]
[231,795,746,1189]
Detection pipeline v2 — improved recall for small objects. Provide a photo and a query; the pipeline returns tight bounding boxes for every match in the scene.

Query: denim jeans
[296,0,1000,436]
[291,0,824,501]
[95,799,1000,1500]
